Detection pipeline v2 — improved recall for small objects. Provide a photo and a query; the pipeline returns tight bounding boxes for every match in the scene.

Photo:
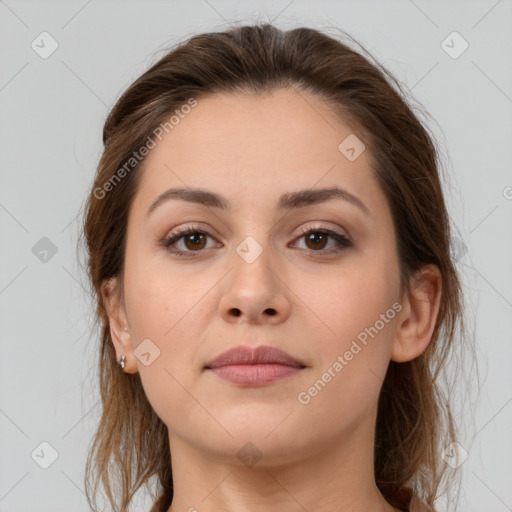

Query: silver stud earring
[118,354,126,371]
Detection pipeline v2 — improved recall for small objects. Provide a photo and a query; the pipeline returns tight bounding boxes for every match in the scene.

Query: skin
[103,88,441,512]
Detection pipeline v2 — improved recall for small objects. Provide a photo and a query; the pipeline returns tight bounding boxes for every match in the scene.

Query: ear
[391,264,442,363]
[101,276,138,374]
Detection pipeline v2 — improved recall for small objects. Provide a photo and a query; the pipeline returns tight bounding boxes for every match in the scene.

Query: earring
[123,325,129,331]
[118,354,126,371]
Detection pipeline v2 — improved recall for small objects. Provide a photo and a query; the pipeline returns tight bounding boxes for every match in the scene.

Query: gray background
[1,1,511,511]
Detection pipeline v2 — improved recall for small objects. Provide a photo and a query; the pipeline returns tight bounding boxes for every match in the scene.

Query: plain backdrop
[0,1,511,511]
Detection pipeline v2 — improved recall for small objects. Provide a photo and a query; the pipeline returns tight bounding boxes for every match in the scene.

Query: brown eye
[291,227,352,256]
[160,225,352,258]
[182,232,207,251]
[304,232,329,251]
[160,227,218,256]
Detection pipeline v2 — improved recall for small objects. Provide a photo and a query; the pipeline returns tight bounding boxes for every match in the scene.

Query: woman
[81,23,469,512]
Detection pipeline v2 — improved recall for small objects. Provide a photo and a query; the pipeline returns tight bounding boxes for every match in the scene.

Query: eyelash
[158,224,352,258]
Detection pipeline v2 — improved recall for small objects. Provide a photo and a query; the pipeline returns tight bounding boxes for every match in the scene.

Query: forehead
[131,88,386,217]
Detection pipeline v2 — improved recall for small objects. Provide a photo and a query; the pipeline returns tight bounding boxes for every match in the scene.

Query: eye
[159,226,220,256]
[159,224,352,257]
[290,226,352,256]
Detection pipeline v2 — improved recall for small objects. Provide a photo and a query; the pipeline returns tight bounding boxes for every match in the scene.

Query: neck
[166,410,399,512]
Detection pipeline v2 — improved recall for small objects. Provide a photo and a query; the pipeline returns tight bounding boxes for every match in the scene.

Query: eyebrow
[145,186,371,220]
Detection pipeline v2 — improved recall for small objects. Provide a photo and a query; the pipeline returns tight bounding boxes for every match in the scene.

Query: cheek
[312,262,398,343]
[293,271,399,430]
[299,253,400,407]
[123,260,207,424]
[124,248,202,338]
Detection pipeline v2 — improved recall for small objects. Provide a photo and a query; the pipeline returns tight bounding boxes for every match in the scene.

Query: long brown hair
[80,23,475,512]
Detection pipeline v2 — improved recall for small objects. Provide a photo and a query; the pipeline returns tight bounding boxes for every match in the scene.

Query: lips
[204,345,307,386]
[204,345,306,369]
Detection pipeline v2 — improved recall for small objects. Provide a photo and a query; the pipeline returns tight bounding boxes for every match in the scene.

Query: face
[110,88,404,465]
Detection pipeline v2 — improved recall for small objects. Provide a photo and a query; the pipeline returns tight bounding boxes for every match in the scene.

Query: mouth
[204,345,307,387]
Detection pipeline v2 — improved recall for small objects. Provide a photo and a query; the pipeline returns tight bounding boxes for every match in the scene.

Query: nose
[218,242,291,325]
